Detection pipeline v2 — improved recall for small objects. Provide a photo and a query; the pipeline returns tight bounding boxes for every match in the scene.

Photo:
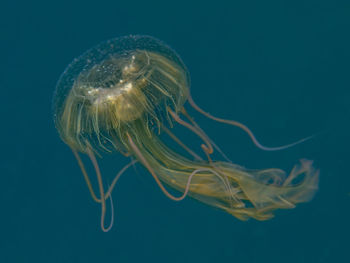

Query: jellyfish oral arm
[127,133,189,201]
[126,132,215,202]
[126,132,237,205]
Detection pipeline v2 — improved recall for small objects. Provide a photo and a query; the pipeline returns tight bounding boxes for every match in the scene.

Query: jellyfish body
[53,35,319,230]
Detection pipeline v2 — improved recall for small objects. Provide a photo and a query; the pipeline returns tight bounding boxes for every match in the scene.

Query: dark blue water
[1,1,349,262]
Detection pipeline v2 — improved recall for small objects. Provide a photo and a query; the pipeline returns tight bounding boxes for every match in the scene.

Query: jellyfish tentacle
[71,148,100,203]
[181,108,232,163]
[105,160,137,199]
[188,94,312,151]
[72,146,136,203]
[86,147,113,232]
[105,192,114,232]
[202,144,213,163]
[167,108,214,156]
[161,124,203,161]
[72,149,135,232]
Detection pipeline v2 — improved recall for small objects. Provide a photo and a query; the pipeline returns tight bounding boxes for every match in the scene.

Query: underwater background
[1,0,349,262]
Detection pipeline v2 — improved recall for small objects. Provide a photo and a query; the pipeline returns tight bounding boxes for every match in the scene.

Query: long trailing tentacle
[105,160,137,198]
[71,148,100,202]
[72,148,136,232]
[86,147,112,232]
[72,149,136,201]
[188,93,313,151]
[105,191,114,232]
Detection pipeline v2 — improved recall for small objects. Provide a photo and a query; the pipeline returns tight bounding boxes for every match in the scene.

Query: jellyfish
[53,35,319,231]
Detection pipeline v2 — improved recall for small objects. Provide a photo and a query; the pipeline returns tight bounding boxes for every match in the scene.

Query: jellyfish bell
[54,35,190,154]
[53,35,319,231]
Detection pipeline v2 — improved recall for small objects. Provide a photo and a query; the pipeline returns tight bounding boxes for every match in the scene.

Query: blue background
[1,1,349,262]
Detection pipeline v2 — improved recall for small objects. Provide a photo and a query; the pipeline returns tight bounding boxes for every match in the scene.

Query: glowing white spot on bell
[123,83,133,92]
